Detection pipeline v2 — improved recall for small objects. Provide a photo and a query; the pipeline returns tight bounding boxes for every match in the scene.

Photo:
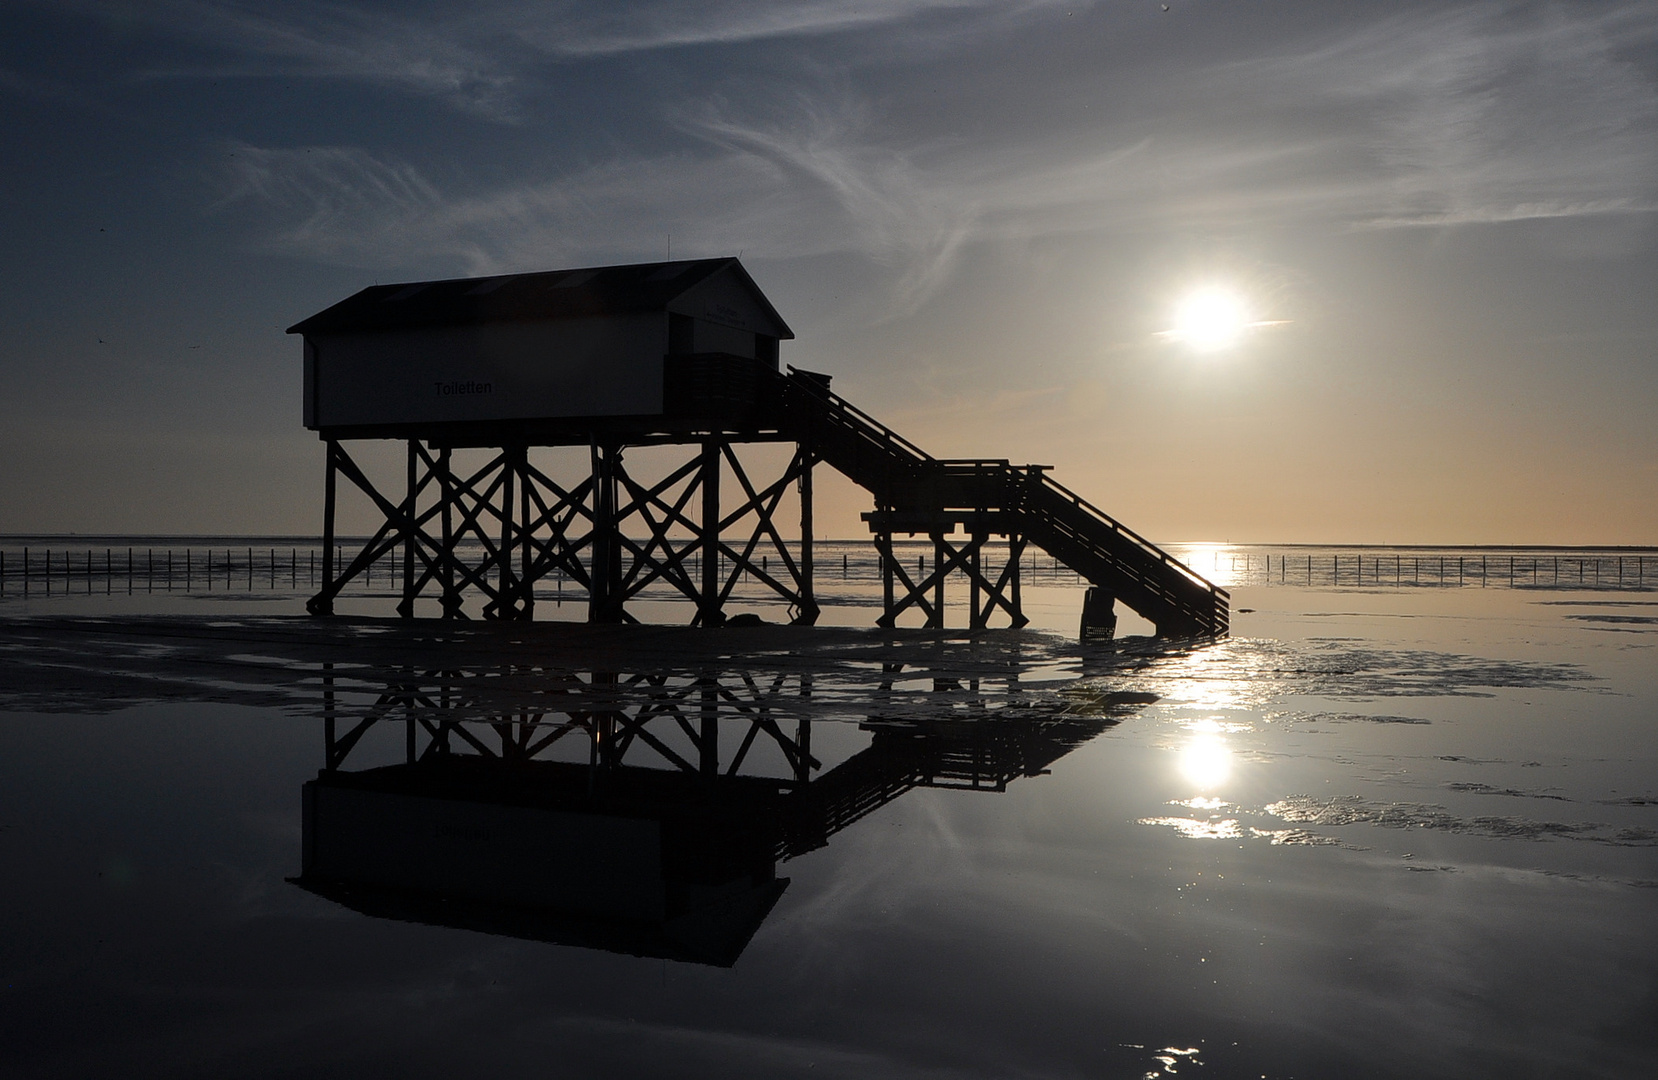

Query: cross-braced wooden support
[320,663,821,786]
[867,513,1028,630]
[308,436,819,626]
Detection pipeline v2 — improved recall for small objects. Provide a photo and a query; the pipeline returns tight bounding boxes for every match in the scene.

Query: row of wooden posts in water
[0,545,1651,598]
[1220,551,1652,589]
[0,547,321,596]
[0,544,1076,598]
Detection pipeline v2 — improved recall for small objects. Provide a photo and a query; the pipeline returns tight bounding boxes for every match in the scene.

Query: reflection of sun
[1174,543,1228,573]
[1179,731,1233,790]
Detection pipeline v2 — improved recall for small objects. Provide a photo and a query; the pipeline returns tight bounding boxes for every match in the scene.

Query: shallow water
[0,545,1654,1078]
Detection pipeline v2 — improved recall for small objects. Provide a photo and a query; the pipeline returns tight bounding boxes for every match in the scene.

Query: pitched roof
[286,257,793,338]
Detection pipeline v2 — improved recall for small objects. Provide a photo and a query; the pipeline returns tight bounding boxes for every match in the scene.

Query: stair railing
[1033,473,1227,601]
[785,366,934,465]
[782,365,1226,626]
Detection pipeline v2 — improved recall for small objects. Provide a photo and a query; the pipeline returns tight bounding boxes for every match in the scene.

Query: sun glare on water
[1179,730,1234,791]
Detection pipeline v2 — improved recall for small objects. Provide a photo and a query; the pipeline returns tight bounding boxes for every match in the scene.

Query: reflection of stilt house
[293,661,1154,966]
[290,258,1226,635]
[296,755,791,967]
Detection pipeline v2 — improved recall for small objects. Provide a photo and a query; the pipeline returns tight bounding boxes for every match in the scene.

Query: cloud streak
[57,0,1051,119]
[212,100,984,318]
[1200,3,1658,228]
[210,3,1658,317]
[61,0,522,118]
[507,0,1006,57]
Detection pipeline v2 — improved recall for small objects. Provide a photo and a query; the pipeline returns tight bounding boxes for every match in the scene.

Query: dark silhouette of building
[289,259,1226,635]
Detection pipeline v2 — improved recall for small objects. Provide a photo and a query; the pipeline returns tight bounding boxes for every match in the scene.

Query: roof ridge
[285,257,793,338]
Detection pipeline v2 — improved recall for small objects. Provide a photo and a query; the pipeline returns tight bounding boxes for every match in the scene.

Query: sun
[1166,287,1252,352]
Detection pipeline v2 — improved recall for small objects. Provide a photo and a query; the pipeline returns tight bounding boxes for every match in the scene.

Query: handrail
[932,459,1013,472]
[785,367,934,464]
[1034,474,1228,599]
[780,364,1226,625]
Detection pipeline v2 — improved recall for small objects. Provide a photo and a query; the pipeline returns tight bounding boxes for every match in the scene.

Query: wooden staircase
[775,367,1228,637]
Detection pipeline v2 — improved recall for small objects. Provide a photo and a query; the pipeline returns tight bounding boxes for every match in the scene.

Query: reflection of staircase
[775,367,1228,636]
[775,718,1113,861]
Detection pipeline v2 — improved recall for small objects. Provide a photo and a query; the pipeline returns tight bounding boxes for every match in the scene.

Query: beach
[1,545,1653,1077]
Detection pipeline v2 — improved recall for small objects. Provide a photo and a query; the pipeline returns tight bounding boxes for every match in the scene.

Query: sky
[2,0,1655,543]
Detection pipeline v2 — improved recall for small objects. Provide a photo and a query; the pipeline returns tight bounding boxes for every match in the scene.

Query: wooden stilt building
[289,258,1226,636]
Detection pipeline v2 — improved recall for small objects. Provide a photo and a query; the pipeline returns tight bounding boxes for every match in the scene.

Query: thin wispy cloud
[210,2,1658,318]
[216,145,449,264]
[507,0,1002,57]
[686,99,978,317]
[51,0,1050,120]
[1201,4,1658,228]
[217,142,765,274]
[59,0,521,119]
[0,62,112,112]
[212,101,983,319]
